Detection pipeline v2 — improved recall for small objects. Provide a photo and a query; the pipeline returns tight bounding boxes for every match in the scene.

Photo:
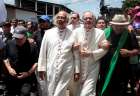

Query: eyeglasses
[83,17,93,20]
[71,17,77,19]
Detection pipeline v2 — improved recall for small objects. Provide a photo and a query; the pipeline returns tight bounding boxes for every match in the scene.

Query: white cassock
[38,27,75,96]
[67,23,83,96]
[0,0,7,23]
[72,27,108,96]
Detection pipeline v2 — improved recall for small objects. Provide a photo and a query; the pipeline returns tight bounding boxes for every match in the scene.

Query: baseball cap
[39,15,50,23]
[13,26,27,39]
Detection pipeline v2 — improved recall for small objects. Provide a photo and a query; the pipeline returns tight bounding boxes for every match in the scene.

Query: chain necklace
[52,29,67,95]
[59,29,67,41]
[82,28,94,50]
[56,29,67,61]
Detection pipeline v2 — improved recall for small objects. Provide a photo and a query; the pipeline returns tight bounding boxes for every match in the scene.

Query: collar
[85,27,95,32]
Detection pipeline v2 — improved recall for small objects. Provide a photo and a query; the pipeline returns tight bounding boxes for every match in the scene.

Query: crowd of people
[0,14,52,96]
[0,5,140,96]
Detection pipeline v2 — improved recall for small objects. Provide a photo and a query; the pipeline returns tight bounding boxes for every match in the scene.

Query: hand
[9,68,17,77]
[98,40,111,49]
[16,72,29,79]
[28,38,36,44]
[80,49,91,57]
[39,71,45,80]
[73,43,80,50]
[120,49,130,57]
[74,73,80,81]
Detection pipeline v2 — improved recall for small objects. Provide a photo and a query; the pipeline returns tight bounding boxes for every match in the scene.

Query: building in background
[37,0,73,21]
[4,0,73,21]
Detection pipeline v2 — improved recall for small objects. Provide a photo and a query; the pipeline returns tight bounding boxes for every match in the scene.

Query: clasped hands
[98,40,130,57]
[9,68,30,79]
[73,43,92,57]
[98,40,111,49]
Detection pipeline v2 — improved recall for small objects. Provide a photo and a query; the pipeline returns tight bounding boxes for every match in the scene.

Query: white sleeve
[92,31,108,62]
[71,30,80,73]
[92,49,108,62]
[37,33,48,72]
[73,50,80,73]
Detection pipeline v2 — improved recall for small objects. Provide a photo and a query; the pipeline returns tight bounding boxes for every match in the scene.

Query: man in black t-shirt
[3,26,39,96]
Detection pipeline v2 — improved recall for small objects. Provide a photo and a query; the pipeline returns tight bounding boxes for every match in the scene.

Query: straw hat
[110,14,129,25]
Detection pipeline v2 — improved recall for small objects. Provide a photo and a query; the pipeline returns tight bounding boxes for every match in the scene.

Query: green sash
[26,32,32,38]
[100,27,128,96]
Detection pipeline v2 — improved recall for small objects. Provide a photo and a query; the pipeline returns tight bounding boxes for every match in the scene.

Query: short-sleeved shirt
[100,30,139,78]
[3,39,38,73]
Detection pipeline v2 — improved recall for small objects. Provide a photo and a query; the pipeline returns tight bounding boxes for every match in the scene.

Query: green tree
[122,0,140,9]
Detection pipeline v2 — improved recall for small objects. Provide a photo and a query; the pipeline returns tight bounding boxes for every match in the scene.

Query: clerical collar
[85,27,95,32]
[58,28,67,33]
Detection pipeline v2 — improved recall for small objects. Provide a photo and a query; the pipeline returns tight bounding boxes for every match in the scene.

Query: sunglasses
[71,17,77,19]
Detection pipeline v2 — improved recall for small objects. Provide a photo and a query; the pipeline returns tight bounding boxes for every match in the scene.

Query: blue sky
[4,0,123,17]
[41,0,123,17]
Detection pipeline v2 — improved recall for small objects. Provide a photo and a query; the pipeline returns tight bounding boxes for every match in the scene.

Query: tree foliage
[122,0,140,9]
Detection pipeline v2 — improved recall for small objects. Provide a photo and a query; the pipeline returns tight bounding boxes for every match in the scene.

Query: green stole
[100,27,128,96]
[26,32,33,38]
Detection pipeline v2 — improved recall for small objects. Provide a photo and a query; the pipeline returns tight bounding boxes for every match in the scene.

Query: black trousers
[5,75,39,96]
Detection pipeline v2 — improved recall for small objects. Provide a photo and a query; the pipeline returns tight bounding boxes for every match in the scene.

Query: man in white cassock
[37,11,76,96]
[71,11,109,96]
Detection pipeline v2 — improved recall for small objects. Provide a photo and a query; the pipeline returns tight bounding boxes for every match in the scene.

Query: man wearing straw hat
[98,14,139,96]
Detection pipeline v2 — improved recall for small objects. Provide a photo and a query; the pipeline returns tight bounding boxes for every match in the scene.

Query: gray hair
[52,10,69,26]
[82,11,96,21]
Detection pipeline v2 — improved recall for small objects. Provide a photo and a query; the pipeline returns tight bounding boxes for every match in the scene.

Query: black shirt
[3,39,38,73]
[100,30,139,78]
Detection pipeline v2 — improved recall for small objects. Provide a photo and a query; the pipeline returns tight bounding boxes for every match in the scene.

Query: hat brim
[12,34,25,39]
[109,21,129,25]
